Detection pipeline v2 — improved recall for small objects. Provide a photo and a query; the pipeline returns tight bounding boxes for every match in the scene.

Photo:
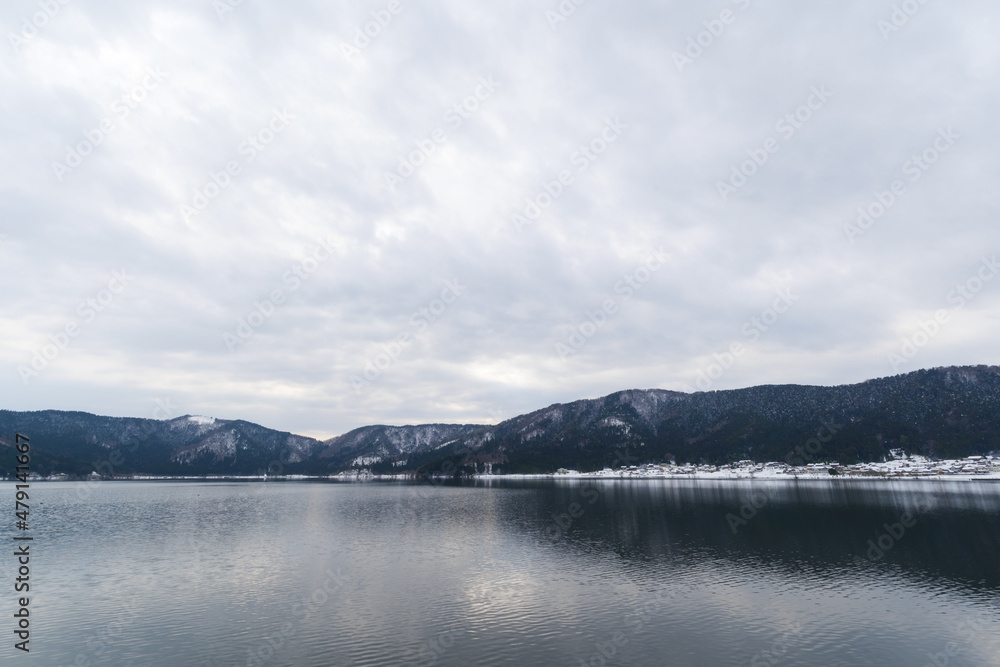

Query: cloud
[2,0,998,437]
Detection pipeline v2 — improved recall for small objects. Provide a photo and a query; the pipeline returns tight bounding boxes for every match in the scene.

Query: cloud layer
[2,0,998,437]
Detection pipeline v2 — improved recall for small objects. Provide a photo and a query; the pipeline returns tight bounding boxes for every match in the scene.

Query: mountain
[2,365,999,477]
[0,411,321,477]
[316,424,486,471]
[432,365,1000,473]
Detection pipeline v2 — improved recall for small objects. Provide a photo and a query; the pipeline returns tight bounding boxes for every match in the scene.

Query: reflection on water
[1,479,998,666]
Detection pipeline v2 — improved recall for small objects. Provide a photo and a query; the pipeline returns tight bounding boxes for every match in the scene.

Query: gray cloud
[2,0,998,438]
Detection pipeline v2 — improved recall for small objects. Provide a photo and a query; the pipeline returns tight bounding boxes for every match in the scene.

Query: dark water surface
[2,479,999,666]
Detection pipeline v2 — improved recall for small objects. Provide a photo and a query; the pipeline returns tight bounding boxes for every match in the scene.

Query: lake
[2,479,999,666]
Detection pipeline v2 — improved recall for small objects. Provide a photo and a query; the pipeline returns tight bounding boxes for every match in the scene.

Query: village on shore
[10,451,1000,482]
[544,451,1000,481]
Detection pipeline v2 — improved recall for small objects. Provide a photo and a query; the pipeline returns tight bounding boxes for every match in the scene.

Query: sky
[1,0,998,439]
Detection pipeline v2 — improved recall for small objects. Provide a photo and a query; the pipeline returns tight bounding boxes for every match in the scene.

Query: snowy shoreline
[480,453,1000,482]
[6,473,998,483]
[7,454,998,483]
[474,471,1000,482]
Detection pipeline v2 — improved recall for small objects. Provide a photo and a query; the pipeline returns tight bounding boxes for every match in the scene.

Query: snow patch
[188,415,216,425]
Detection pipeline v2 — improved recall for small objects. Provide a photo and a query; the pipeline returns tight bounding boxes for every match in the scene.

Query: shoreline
[5,453,998,484]
[4,472,999,483]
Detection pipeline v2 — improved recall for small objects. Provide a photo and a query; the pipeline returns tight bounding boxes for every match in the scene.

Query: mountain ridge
[2,365,999,477]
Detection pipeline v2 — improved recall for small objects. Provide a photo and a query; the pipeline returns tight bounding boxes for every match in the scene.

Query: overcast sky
[2,0,998,439]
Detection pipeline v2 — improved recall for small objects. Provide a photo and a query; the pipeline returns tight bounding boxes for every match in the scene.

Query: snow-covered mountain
[436,365,1000,473]
[3,365,999,477]
[0,411,323,476]
[316,424,487,469]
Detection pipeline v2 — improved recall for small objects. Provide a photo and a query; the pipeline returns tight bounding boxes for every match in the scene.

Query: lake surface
[2,479,1000,666]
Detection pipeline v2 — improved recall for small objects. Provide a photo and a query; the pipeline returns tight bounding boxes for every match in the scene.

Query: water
[2,479,999,666]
